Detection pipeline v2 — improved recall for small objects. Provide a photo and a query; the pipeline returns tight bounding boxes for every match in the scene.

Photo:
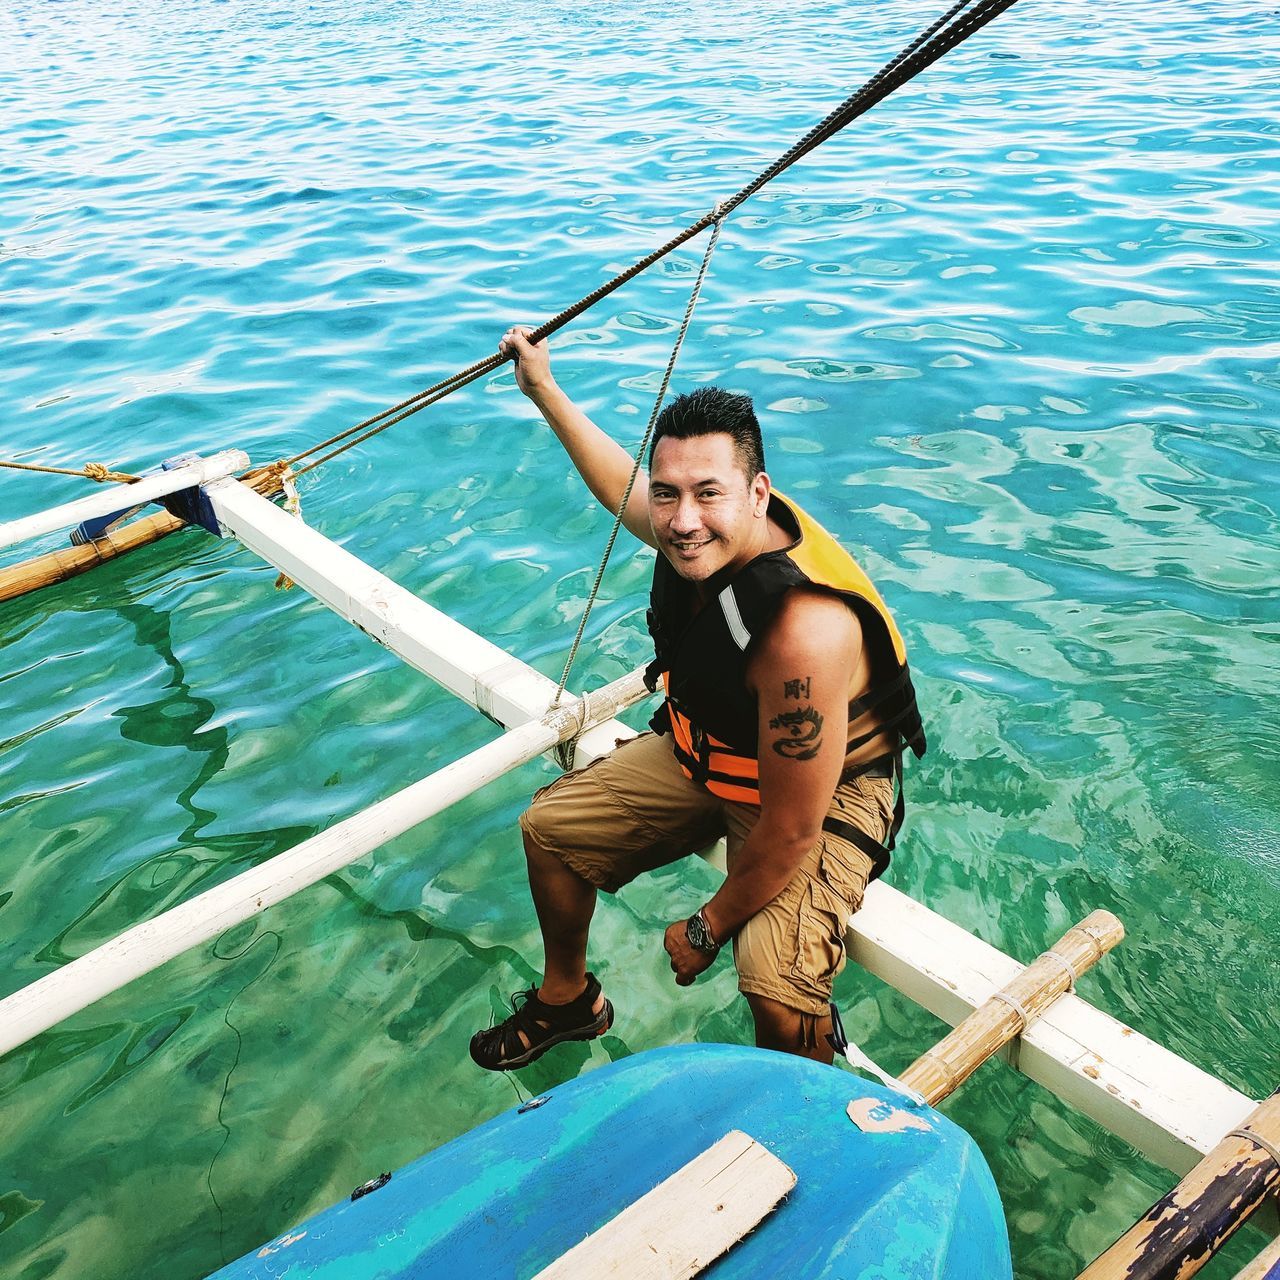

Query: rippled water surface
[2,1,1278,1276]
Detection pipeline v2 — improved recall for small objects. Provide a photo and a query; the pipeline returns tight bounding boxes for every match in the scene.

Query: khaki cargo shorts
[519,731,895,1017]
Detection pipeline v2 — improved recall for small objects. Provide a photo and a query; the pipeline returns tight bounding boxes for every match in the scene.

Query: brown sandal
[469,973,614,1072]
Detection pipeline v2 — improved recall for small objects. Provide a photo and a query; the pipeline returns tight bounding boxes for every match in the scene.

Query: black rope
[290,0,1020,476]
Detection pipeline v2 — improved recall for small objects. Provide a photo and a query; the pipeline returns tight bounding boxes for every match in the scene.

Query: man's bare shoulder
[749,588,861,679]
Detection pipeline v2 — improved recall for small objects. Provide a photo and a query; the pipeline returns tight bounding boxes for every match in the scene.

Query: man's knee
[744,992,833,1064]
[522,826,596,894]
[521,823,556,867]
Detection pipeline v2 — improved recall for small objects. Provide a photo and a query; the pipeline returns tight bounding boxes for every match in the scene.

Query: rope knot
[274,466,304,591]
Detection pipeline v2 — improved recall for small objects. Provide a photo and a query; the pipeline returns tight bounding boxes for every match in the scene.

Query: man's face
[648,434,770,584]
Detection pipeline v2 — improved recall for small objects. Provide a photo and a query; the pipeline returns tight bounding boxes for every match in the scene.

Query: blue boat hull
[213,1043,1011,1279]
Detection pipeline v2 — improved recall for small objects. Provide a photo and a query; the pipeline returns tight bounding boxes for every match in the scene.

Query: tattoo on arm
[783,676,811,700]
[768,706,823,760]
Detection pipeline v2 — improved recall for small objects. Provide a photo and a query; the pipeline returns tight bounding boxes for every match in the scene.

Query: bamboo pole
[1232,1229,1280,1280]
[1078,1091,1280,1280]
[0,449,248,550]
[842,884,1256,1175]
[0,463,289,604]
[897,910,1125,1107]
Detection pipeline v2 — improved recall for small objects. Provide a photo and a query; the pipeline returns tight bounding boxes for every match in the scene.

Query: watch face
[686,912,715,953]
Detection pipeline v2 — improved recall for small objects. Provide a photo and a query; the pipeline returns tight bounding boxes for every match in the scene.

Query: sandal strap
[513,972,601,1033]
[474,974,605,1069]
[497,990,548,1060]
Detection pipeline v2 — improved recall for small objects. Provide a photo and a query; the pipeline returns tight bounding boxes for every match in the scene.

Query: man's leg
[745,992,834,1064]
[727,774,891,1064]
[469,827,611,1068]
[471,732,722,1071]
[524,828,605,1012]
[519,732,723,996]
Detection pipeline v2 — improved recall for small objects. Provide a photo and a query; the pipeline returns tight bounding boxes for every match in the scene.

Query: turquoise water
[2,0,1277,1276]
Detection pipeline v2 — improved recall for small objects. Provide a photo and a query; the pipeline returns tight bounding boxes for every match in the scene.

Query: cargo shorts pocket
[788,878,856,1002]
[817,838,872,908]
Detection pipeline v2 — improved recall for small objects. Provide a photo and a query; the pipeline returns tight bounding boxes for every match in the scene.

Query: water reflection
[39,598,312,966]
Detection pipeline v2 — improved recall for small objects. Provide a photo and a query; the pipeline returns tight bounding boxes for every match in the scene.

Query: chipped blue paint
[212,1044,1011,1279]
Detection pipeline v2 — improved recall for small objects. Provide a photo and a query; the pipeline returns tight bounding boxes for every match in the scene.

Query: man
[469,327,926,1069]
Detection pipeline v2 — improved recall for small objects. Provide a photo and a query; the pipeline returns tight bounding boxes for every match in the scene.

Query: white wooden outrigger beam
[0,449,249,550]
[202,475,630,763]
[0,668,649,1057]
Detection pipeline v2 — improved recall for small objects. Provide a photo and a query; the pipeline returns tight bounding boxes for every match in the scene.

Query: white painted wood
[0,450,248,550]
[0,668,649,1058]
[204,476,634,765]
[1231,1231,1280,1280]
[845,880,1259,1176]
[532,1130,795,1280]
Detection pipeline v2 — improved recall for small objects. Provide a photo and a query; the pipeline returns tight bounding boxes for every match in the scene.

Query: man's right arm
[501,327,656,548]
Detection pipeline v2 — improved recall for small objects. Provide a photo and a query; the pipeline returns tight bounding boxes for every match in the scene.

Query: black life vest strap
[845,666,926,762]
[845,665,911,721]
[648,699,673,736]
[845,702,917,755]
[821,814,891,883]
[839,753,894,782]
[643,653,664,693]
[823,749,906,883]
[669,727,711,786]
[890,748,905,849]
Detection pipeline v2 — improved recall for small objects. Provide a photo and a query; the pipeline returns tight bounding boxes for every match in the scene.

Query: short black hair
[648,387,765,481]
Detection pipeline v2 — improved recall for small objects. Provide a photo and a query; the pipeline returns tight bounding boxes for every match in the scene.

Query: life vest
[645,492,926,873]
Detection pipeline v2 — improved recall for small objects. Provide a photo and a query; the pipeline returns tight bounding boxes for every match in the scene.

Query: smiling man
[469,328,927,1070]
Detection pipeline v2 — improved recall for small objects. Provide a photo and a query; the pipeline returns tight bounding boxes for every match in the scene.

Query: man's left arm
[664,592,861,984]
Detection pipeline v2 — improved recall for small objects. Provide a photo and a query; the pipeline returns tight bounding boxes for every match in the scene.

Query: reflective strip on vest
[718,584,752,651]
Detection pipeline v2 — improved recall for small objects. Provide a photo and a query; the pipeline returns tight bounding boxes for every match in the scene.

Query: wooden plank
[204,476,632,763]
[532,1130,795,1280]
[0,667,649,1057]
[0,449,248,550]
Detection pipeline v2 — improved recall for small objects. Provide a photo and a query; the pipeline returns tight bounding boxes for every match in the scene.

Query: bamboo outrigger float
[1,458,1274,1276]
[1081,1091,1280,1280]
[0,457,290,603]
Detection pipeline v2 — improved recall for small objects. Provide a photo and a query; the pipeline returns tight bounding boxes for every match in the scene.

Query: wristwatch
[685,907,720,955]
